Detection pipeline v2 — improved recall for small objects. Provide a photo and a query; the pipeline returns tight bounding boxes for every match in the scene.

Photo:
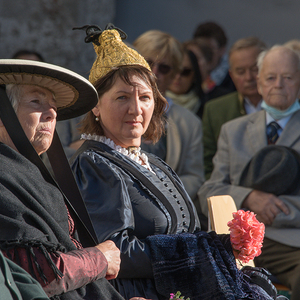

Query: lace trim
[81,134,154,172]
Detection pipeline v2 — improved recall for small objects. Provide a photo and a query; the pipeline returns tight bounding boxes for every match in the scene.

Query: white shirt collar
[244,97,262,114]
[266,112,291,135]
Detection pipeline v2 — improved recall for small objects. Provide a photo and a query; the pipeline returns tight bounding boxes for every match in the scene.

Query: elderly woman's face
[16,85,57,155]
[93,75,154,148]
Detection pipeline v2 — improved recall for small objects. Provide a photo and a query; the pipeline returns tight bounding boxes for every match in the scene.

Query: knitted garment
[146,231,276,300]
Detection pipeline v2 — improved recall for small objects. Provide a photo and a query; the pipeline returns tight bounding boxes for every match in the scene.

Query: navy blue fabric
[146,231,274,300]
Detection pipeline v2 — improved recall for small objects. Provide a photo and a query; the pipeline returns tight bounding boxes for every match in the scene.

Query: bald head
[257,45,300,111]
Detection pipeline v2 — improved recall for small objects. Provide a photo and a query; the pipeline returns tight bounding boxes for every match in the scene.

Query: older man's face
[257,47,300,110]
[16,85,57,155]
[229,46,261,101]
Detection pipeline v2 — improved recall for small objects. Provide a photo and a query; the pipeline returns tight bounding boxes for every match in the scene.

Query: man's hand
[242,190,289,225]
[96,240,121,280]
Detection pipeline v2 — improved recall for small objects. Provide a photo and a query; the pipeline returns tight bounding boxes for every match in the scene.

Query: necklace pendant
[127,146,140,156]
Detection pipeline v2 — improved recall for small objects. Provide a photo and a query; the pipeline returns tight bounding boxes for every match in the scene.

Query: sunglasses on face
[179,68,193,77]
[146,60,172,75]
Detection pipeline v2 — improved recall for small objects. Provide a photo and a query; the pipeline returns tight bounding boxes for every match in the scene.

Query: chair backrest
[207,195,237,234]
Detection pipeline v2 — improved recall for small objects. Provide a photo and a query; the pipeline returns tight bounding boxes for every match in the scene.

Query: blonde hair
[284,39,300,57]
[133,30,183,74]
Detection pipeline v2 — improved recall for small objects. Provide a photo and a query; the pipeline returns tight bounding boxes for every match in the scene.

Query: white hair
[5,84,56,113]
[5,84,22,112]
[257,45,300,74]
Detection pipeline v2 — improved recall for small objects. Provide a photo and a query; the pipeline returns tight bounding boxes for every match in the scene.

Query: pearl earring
[95,116,99,121]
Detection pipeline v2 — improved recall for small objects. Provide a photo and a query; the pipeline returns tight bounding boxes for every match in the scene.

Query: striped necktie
[266,121,281,144]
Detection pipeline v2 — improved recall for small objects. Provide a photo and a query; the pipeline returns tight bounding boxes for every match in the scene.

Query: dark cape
[0,143,123,300]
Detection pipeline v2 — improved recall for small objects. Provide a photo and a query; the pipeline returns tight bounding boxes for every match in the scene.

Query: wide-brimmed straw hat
[239,145,300,196]
[0,59,98,121]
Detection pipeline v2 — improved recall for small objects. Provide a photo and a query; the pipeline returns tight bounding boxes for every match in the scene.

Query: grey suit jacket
[198,109,300,247]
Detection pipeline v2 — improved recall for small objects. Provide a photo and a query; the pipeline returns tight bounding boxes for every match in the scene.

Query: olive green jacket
[202,92,246,179]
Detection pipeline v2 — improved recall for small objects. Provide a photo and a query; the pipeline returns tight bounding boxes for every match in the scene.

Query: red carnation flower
[227,210,265,263]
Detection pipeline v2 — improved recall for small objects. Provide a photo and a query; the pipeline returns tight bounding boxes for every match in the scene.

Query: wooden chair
[207,195,290,294]
[207,195,237,235]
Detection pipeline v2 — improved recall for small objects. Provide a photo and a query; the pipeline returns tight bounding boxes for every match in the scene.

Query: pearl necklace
[81,134,154,172]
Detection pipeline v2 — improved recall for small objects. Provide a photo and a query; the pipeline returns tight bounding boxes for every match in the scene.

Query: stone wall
[0,0,116,77]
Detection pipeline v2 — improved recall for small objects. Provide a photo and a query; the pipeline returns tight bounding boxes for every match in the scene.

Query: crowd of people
[0,19,299,300]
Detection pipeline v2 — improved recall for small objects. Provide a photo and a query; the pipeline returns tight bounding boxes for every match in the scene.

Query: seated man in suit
[202,37,266,179]
[198,45,300,300]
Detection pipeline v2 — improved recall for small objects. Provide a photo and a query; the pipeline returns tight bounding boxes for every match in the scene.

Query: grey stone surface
[0,0,116,77]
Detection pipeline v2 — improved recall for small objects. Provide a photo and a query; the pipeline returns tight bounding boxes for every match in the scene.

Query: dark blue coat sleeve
[71,151,153,278]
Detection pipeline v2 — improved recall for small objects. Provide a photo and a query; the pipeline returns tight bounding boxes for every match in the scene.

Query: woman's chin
[120,137,142,148]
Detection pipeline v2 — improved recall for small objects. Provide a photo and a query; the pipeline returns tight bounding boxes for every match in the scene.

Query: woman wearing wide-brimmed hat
[0,59,127,300]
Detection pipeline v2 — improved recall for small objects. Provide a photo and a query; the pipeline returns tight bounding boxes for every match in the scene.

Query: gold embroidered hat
[74,24,151,85]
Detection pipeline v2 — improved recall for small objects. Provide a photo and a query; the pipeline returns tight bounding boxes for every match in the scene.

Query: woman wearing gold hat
[70,25,281,300]
[0,59,130,299]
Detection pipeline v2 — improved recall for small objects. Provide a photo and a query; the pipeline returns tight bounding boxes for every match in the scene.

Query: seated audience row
[3,22,284,300]
[198,45,300,300]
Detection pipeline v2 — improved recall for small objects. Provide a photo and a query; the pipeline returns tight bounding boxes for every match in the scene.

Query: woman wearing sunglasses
[166,41,214,119]
[133,30,205,211]
[166,47,205,118]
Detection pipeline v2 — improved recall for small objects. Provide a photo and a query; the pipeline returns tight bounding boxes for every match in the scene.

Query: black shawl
[0,143,123,300]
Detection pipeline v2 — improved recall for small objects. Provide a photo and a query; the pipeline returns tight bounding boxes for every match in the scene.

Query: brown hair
[80,65,168,144]
[193,21,227,48]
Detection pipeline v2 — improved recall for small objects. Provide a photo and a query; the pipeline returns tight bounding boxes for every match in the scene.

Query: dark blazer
[202,91,246,179]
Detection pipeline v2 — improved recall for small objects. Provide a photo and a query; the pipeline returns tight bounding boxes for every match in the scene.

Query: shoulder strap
[47,132,98,246]
[75,141,179,234]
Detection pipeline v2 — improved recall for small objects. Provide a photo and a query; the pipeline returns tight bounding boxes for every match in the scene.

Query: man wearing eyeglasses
[202,37,267,180]
[134,30,206,229]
